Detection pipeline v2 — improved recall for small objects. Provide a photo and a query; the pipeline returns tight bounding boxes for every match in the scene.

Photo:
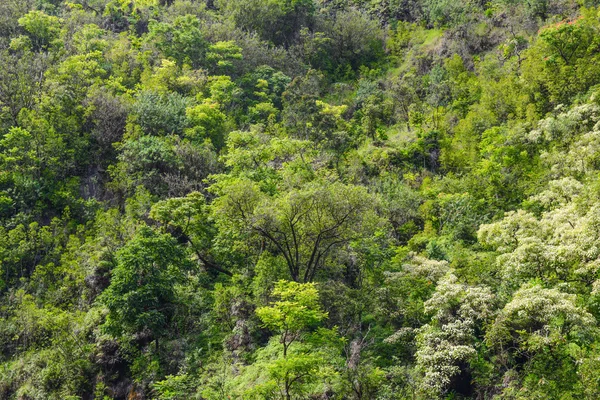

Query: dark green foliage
[218,0,315,46]
[99,226,187,341]
[146,14,208,67]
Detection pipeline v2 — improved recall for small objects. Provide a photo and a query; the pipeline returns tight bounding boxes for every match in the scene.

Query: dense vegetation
[2,0,600,398]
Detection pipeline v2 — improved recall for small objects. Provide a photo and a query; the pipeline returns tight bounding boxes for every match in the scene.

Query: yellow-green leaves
[256,280,326,334]
[17,10,62,51]
[206,41,242,72]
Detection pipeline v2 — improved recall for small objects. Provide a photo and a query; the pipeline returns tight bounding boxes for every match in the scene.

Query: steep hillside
[1,0,600,399]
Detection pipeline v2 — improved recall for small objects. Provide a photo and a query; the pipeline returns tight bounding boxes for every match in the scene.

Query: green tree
[133,90,192,136]
[99,226,188,349]
[321,9,384,72]
[17,10,62,51]
[146,14,207,67]
[217,0,315,46]
[249,280,340,400]
[0,49,47,126]
[206,40,243,73]
[257,280,327,357]
[185,99,228,149]
[213,180,383,282]
[150,192,232,277]
[487,284,597,398]
[522,10,600,111]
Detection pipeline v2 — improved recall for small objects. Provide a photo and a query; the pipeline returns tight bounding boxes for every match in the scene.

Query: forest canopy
[2,0,600,399]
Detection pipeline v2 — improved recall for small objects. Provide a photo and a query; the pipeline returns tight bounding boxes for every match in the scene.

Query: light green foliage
[256,280,327,338]
[150,192,232,276]
[421,191,486,242]
[246,280,341,400]
[154,374,193,400]
[139,59,206,95]
[241,65,291,109]
[0,291,99,399]
[206,40,243,72]
[0,218,68,291]
[522,9,600,110]
[72,24,108,54]
[207,75,240,106]
[185,99,228,148]
[150,191,207,236]
[217,125,313,184]
[17,10,62,51]
[110,135,178,195]
[0,114,72,210]
[4,1,600,399]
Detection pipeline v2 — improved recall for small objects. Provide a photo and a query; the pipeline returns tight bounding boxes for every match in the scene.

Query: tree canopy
[3,0,600,399]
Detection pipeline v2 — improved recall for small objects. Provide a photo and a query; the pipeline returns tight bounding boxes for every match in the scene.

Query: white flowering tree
[478,179,600,291]
[414,273,495,398]
[486,284,596,397]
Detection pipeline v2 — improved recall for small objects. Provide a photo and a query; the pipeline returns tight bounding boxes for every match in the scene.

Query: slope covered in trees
[1,0,600,398]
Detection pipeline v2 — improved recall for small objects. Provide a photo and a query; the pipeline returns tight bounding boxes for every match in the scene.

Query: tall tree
[99,226,188,350]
